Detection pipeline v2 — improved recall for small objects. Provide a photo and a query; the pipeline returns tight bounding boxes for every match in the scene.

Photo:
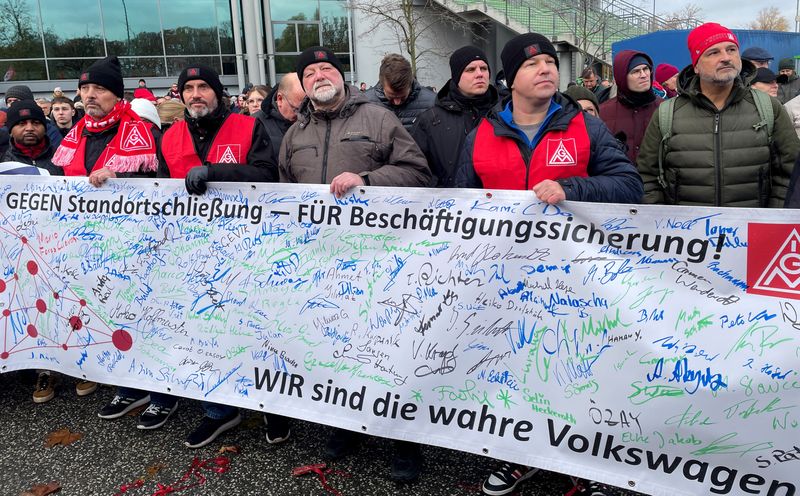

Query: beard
[699,64,739,86]
[311,79,339,103]
[187,98,218,119]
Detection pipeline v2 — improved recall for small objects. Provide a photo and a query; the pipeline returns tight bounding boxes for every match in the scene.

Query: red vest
[472,112,591,190]
[162,113,255,179]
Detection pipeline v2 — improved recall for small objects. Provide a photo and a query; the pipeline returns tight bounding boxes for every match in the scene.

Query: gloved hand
[185,165,210,194]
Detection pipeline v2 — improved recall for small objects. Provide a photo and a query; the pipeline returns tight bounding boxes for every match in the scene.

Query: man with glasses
[599,50,661,163]
[255,72,305,163]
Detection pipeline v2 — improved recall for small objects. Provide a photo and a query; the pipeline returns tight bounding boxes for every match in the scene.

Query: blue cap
[742,47,773,62]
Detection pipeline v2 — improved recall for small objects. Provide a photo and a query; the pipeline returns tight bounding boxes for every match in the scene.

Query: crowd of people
[1,20,799,496]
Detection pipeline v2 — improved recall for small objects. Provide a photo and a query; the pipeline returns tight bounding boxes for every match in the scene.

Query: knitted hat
[5,85,34,104]
[133,87,156,102]
[130,98,161,129]
[687,23,738,66]
[177,65,224,102]
[78,56,125,98]
[564,85,599,114]
[6,100,46,130]
[741,47,773,62]
[295,46,344,89]
[654,64,679,84]
[752,67,777,84]
[779,58,795,71]
[450,46,490,83]
[501,33,559,88]
[627,55,651,73]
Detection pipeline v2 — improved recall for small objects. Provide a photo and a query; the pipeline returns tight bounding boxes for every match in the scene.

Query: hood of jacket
[613,49,656,107]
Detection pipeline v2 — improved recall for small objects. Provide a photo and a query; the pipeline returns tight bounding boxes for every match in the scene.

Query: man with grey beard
[279,46,430,482]
[638,22,799,207]
[158,64,277,193]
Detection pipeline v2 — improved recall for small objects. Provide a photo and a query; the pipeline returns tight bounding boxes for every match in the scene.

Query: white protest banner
[0,177,797,496]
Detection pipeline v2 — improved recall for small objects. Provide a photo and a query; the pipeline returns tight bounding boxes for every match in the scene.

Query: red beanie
[654,64,679,84]
[133,87,156,102]
[687,23,738,66]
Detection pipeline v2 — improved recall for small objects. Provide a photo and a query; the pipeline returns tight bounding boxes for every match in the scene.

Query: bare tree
[347,0,483,76]
[747,7,790,31]
[659,3,704,30]
[545,0,637,67]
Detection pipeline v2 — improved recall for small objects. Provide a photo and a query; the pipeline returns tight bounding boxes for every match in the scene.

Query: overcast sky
[654,0,798,29]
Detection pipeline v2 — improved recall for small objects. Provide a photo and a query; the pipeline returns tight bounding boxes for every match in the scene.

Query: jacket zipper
[321,118,331,183]
[713,113,721,206]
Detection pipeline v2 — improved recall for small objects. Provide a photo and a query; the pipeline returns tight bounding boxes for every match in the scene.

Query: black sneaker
[137,401,179,430]
[390,440,423,483]
[184,411,241,449]
[482,462,540,496]
[322,428,362,460]
[264,413,291,444]
[98,393,150,419]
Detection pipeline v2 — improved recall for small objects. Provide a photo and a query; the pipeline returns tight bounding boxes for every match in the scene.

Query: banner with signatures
[0,177,798,495]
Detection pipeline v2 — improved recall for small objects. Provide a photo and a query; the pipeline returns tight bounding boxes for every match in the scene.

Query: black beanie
[450,46,490,83]
[177,65,224,102]
[501,33,558,88]
[295,46,344,89]
[627,55,651,73]
[5,85,34,104]
[79,56,124,98]
[6,100,46,130]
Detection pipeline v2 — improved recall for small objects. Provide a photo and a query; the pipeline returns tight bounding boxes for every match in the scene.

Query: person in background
[50,96,76,136]
[741,46,773,69]
[156,99,185,132]
[564,85,600,116]
[751,67,779,98]
[778,57,800,103]
[653,63,679,99]
[365,53,436,131]
[246,85,269,116]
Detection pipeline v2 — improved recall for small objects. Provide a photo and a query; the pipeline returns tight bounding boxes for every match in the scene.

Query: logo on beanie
[80,72,90,81]
[315,51,328,60]
[524,45,540,58]
[19,109,30,117]
[187,68,200,77]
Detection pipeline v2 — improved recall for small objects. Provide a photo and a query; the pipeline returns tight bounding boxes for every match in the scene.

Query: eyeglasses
[280,93,301,114]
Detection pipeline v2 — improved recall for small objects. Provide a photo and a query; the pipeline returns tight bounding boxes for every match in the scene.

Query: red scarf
[14,140,47,159]
[52,100,157,175]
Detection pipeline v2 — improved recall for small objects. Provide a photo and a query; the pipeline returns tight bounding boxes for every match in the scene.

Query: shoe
[185,412,242,449]
[390,441,423,483]
[137,401,179,430]
[98,393,150,419]
[264,413,291,444]
[482,463,540,496]
[33,372,58,403]
[75,380,98,396]
[322,428,361,460]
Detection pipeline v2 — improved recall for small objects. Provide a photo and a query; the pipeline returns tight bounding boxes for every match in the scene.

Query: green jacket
[637,62,800,207]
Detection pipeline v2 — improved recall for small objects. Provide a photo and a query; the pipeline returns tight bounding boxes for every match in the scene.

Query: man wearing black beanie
[155,64,278,449]
[455,33,642,496]
[2,100,62,176]
[411,45,499,187]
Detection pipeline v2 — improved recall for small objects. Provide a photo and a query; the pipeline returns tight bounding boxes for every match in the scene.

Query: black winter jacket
[365,80,436,131]
[256,85,294,164]
[2,138,63,176]
[411,82,499,187]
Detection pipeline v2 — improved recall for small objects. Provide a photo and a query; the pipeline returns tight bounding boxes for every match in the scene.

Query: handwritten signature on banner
[0,178,798,496]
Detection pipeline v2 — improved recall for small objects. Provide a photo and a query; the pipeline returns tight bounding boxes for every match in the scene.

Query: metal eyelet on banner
[361,425,367,432]
[153,182,160,187]
[166,387,172,392]
[259,403,264,409]
[629,208,638,215]
[359,189,365,194]
[482,448,489,454]
[485,192,493,199]
[628,480,636,487]
[251,185,256,190]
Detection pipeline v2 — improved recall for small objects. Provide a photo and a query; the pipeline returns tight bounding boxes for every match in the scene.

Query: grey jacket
[279,86,431,187]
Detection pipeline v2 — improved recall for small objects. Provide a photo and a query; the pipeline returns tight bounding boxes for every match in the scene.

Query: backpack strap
[656,98,677,190]
[751,88,774,143]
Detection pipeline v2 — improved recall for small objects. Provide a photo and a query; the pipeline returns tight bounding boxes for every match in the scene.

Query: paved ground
[0,371,646,496]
